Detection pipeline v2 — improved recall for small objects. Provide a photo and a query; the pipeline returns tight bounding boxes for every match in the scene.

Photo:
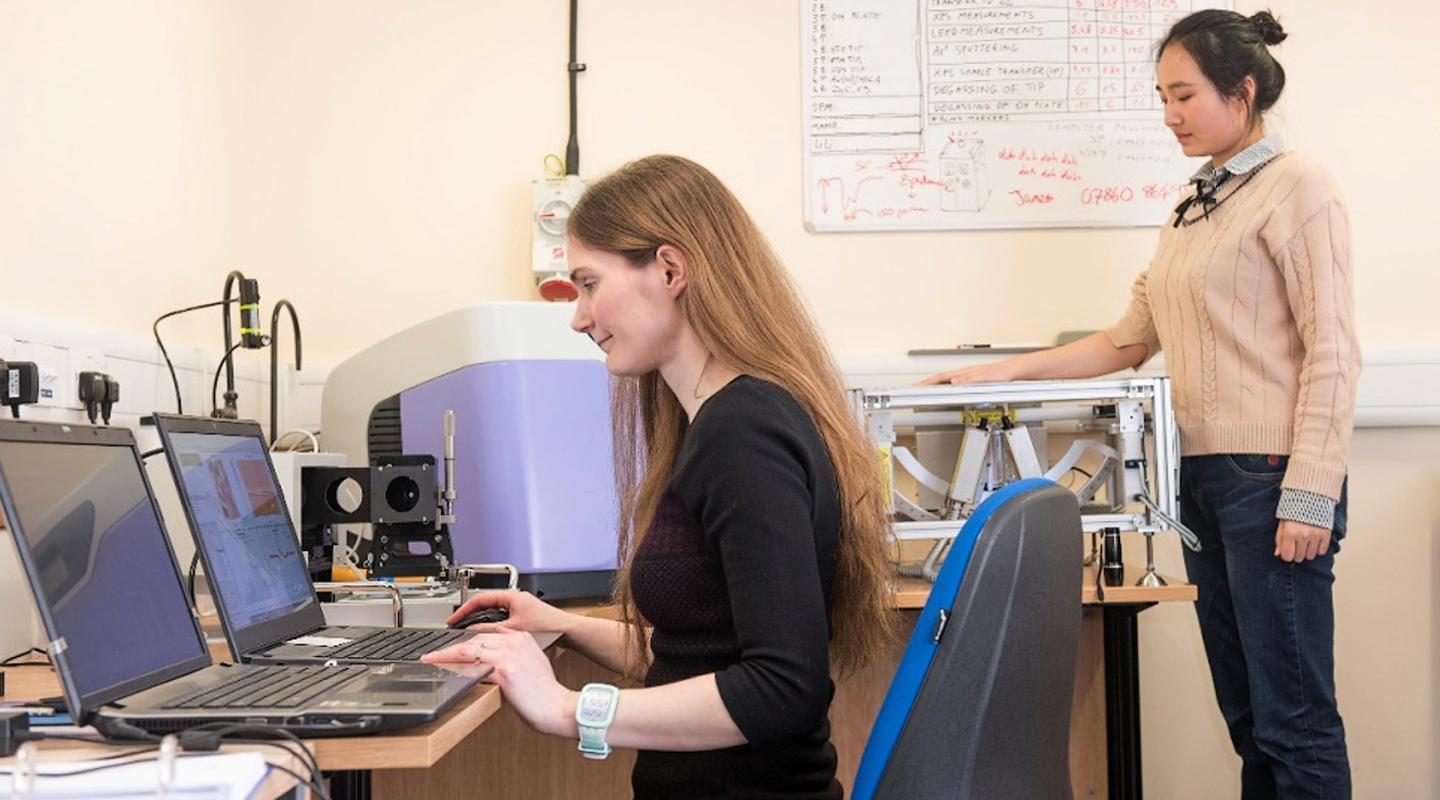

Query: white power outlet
[530,175,587,300]
[11,340,75,409]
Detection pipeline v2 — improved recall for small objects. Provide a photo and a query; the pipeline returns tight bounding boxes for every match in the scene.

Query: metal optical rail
[859,377,1180,541]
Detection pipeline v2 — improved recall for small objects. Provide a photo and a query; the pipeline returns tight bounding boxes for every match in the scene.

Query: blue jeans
[1179,455,1350,800]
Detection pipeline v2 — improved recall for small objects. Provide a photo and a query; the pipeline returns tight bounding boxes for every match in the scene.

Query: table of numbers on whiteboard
[802,0,1231,231]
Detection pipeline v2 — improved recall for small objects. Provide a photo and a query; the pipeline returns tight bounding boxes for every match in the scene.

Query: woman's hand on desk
[421,625,579,739]
[917,335,1149,386]
[917,362,1017,385]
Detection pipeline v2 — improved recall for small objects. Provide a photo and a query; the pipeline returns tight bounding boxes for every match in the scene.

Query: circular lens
[386,476,420,513]
[326,477,364,514]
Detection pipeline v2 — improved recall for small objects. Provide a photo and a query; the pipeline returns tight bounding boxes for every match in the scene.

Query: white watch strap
[577,724,612,759]
[575,683,618,760]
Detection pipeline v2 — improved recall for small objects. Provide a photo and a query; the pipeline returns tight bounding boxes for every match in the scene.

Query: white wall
[1139,427,1440,798]
[1,1,1436,796]
[0,2,240,350]
[5,1,1436,364]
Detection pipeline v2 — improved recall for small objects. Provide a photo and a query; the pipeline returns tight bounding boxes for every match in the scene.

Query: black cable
[1094,556,1105,602]
[205,737,324,797]
[565,0,584,174]
[210,342,244,418]
[197,724,360,800]
[187,552,202,612]
[0,747,167,777]
[269,762,334,800]
[222,271,245,411]
[221,735,331,800]
[1059,466,1093,491]
[0,647,49,667]
[23,713,375,798]
[0,738,156,760]
[85,719,338,799]
[0,738,326,797]
[37,741,157,760]
[269,300,302,446]
[140,447,164,460]
[152,299,235,415]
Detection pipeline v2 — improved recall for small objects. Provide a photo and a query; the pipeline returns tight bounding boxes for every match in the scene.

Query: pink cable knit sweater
[1105,151,1360,502]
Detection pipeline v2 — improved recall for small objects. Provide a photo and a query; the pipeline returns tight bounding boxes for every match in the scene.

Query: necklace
[1172,161,1270,228]
[692,355,712,399]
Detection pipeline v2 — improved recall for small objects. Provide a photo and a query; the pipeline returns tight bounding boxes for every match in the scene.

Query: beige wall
[0,2,240,347]
[5,1,1437,362]
[1140,427,1440,797]
[2,1,1436,797]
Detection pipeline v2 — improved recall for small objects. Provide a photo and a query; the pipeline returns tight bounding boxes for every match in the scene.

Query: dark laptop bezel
[151,413,328,662]
[0,420,214,721]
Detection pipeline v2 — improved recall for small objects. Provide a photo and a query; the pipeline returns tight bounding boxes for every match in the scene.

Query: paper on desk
[286,635,352,647]
[1,750,269,800]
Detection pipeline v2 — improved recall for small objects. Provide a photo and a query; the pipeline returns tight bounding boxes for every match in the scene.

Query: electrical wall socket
[0,315,318,429]
[73,348,105,404]
[10,340,75,409]
[531,175,587,282]
[0,310,335,659]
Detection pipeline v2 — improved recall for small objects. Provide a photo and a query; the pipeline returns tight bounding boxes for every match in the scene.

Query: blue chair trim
[851,477,1057,800]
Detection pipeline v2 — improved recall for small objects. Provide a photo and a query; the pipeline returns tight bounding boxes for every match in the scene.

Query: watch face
[578,691,612,723]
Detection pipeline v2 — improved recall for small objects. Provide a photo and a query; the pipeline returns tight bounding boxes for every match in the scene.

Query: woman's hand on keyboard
[421,625,578,738]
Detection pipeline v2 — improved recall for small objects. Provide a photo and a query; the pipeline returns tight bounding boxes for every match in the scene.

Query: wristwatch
[575,682,620,759]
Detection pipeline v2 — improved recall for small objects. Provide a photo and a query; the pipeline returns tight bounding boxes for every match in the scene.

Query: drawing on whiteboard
[939,137,989,211]
[802,0,1232,231]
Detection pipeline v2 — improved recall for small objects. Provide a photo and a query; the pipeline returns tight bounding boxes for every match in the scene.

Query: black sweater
[629,376,843,800]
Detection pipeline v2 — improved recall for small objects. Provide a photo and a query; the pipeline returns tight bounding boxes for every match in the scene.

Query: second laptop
[153,413,473,666]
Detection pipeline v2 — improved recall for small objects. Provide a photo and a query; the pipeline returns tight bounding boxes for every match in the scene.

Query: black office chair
[853,478,1083,800]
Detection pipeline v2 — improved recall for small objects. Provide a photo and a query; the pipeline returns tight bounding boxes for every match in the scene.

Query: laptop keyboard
[164,665,369,710]
[321,628,469,661]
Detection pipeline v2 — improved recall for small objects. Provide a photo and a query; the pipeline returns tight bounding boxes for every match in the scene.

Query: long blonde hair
[569,155,896,679]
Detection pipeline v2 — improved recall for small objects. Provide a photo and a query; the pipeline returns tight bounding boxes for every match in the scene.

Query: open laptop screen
[0,429,207,705]
[162,429,316,632]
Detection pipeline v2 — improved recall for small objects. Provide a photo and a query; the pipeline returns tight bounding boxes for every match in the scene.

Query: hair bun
[1250,10,1287,45]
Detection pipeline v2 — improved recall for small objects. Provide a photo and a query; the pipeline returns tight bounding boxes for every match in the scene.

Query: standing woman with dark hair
[425,154,897,799]
[924,9,1358,799]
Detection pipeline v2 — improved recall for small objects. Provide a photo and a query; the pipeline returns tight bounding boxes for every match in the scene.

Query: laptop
[0,419,486,738]
[151,413,475,666]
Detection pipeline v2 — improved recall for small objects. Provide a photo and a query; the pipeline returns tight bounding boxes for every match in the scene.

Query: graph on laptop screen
[165,431,314,629]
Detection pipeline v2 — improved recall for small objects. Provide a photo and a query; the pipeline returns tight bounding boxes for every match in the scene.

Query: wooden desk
[1076,565,1197,800]
[0,666,308,800]
[3,565,1192,800]
[309,683,501,770]
[364,562,1194,800]
[0,644,504,800]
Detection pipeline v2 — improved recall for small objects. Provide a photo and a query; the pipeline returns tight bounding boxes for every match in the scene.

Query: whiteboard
[802,0,1230,231]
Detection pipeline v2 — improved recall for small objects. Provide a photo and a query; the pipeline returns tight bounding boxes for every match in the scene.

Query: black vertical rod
[221,270,245,403]
[565,0,584,175]
[269,300,302,446]
[1103,604,1148,800]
